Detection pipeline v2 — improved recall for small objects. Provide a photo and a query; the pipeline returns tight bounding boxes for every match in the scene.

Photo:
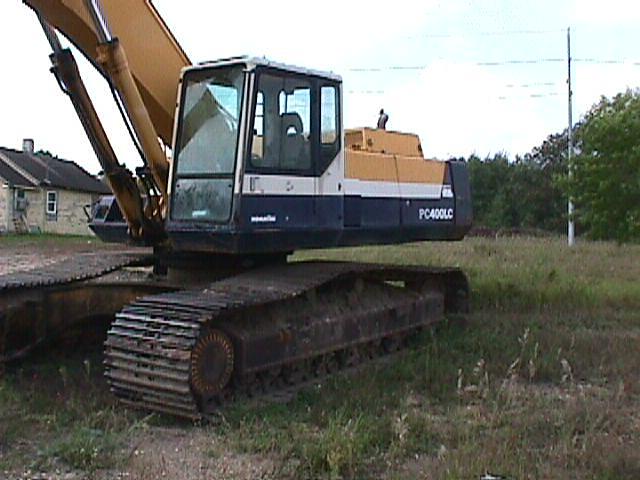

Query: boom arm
[24,0,191,241]
[24,0,190,146]
[39,17,157,239]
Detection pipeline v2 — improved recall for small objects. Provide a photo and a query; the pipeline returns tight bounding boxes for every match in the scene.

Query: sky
[1,0,639,174]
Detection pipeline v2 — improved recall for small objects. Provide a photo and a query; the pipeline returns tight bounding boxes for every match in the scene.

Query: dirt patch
[0,235,149,275]
[0,236,145,276]
[110,427,278,480]
[0,252,72,276]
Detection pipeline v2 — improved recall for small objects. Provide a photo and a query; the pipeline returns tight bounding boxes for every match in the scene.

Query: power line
[349,82,560,93]
[574,58,640,65]
[347,58,565,72]
[347,89,563,100]
[348,66,426,72]
[403,28,565,39]
[497,92,561,100]
[505,82,558,88]
[347,57,640,73]
[476,58,564,66]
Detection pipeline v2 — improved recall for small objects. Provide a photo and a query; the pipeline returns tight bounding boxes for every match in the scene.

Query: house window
[46,191,57,216]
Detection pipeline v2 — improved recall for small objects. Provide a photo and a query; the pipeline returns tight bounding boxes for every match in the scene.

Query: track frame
[104,261,468,419]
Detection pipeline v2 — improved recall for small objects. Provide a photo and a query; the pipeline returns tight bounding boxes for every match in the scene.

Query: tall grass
[0,352,144,473]
[1,236,639,478]
[295,237,640,312]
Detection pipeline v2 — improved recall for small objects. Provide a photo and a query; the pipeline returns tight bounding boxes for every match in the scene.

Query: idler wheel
[190,329,234,397]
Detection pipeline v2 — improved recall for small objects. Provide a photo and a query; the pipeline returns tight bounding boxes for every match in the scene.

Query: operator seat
[280,112,306,169]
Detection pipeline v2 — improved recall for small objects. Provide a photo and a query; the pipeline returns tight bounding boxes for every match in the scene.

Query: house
[0,139,110,235]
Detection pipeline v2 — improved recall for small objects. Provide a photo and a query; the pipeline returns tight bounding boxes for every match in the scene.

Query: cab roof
[187,56,342,83]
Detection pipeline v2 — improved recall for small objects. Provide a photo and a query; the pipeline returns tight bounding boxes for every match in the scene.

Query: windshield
[175,66,244,175]
[172,66,245,223]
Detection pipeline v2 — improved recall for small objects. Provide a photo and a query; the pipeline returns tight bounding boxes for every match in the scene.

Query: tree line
[460,88,640,243]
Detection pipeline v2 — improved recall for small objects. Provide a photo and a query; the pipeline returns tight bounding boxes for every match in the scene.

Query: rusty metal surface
[104,261,469,420]
[0,251,152,292]
[0,251,157,366]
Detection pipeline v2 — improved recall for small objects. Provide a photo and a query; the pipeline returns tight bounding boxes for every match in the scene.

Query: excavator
[0,0,472,419]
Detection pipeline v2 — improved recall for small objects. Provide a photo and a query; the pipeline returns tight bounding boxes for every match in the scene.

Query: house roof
[0,147,110,194]
[0,154,35,188]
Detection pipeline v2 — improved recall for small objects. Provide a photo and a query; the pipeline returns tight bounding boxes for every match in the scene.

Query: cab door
[170,66,245,225]
[243,70,316,230]
[314,83,343,229]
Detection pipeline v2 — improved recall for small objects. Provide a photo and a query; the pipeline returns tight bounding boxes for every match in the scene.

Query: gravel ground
[0,236,145,276]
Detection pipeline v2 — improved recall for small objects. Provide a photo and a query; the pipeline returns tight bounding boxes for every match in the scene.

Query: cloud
[3,0,640,174]
[153,0,439,70]
[573,63,640,114]
[571,0,640,25]
[344,61,553,159]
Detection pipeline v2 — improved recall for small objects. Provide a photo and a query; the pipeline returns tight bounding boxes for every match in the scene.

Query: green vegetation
[465,89,640,243]
[465,150,567,234]
[565,89,640,242]
[1,237,639,479]
[0,352,144,475]
[298,237,640,312]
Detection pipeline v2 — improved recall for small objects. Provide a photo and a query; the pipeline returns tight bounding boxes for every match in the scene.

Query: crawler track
[0,251,155,365]
[0,251,151,291]
[104,261,468,420]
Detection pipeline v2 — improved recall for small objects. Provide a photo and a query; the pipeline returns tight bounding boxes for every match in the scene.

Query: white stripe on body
[243,175,443,199]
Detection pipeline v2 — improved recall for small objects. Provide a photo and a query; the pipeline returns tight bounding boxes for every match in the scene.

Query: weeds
[43,426,120,471]
[0,351,147,474]
[295,237,640,312]
[1,236,639,478]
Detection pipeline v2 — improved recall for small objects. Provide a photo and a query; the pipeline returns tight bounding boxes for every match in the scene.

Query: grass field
[1,236,639,479]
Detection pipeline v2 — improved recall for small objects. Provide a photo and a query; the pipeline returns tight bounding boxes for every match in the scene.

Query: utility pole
[567,27,575,247]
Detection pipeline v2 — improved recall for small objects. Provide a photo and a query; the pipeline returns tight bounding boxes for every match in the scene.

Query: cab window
[320,85,340,170]
[250,73,312,172]
[321,86,337,144]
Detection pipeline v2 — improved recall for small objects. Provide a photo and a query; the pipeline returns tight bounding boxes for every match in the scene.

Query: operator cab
[161,56,470,255]
[167,57,344,253]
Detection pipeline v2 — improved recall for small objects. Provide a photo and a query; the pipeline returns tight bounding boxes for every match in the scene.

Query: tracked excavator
[0,0,472,419]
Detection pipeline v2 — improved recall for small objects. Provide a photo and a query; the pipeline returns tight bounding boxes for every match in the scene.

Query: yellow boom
[24,0,190,147]
[24,0,191,239]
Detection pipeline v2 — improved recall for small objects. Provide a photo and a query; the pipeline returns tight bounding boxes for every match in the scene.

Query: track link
[104,261,468,420]
[0,251,151,291]
[0,251,154,366]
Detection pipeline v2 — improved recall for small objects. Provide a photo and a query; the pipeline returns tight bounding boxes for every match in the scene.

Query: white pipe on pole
[567,27,575,247]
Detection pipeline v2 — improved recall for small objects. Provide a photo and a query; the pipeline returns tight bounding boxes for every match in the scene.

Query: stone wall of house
[0,185,8,233]
[1,187,98,236]
[41,189,96,236]
[22,189,44,233]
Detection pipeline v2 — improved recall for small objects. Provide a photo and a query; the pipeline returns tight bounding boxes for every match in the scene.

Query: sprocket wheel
[190,329,234,399]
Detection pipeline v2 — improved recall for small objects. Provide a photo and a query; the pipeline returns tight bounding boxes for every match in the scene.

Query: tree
[466,153,514,228]
[465,149,567,233]
[565,89,640,242]
[520,131,569,232]
[36,149,60,159]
